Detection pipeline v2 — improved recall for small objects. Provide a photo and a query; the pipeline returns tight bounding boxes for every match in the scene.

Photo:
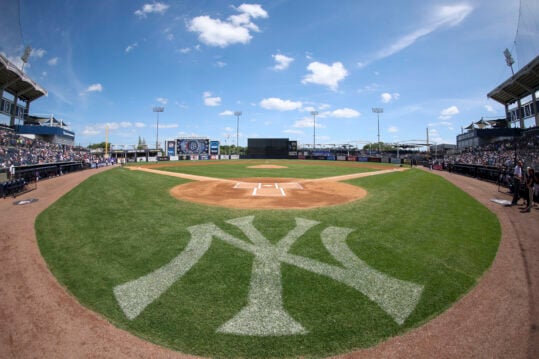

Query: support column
[505,103,511,128]
[532,91,539,127]
[517,99,525,129]
[10,96,18,127]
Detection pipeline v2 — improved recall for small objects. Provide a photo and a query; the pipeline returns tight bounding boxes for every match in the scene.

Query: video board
[176,138,210,155]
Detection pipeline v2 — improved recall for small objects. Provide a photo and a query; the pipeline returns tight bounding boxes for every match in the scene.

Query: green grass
[152,159,379,179]
[35,165,500,358]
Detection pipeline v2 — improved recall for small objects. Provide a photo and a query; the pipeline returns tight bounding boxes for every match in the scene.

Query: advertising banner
[210,141,220,155]
[288,141,297,151]
[167,141,176,156]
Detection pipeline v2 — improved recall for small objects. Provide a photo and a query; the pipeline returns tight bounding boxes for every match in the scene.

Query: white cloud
[302,61,348,91]
[484,104,495,113]
[125,42,138,53]
[428,128,446,143]
[284,129,304,134]
[175,101,188,109]
[388,126,399,133]
[84,83,103,93]
[319,103,331,110]
[215,61,227,67]
[47,57,58,66]
[219,110,234,116]
[381,92,400,103]
[135,122,146,128]
[135,2,169,18]
[272,54,294,71]
[260,97,302,111]
[363,4,473,66]
[179,47,191,54]
[82,127,100,136]
[439,105,459,120]
[329,108,360,118]
[236,4,268,18]
[156,97,168,105]
[203,91,221,106]
[187,4,268,47]
[188,16,251,47]
[428,121,453,127]
[293,117,324,128]
[159,124,178,129]
[30,48,46,58]
[82,121,137,136]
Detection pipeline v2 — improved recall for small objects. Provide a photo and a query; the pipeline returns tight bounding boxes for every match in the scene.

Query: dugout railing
[13,161,87,183]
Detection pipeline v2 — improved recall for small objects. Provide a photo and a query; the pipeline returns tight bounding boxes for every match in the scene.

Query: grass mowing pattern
[154,159,378,179]
[36,166,500,358]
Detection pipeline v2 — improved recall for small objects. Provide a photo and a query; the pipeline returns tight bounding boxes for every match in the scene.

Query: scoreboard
[176,138,210,155]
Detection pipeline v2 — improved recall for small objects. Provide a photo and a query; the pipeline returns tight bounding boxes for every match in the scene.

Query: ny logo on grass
[114,216,423,336]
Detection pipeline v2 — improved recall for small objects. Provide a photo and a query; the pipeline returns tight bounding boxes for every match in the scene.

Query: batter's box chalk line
[233,182,303,197]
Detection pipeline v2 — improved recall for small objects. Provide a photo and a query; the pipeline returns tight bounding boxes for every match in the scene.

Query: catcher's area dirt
[139,166,403,209]
[0,165,537,358]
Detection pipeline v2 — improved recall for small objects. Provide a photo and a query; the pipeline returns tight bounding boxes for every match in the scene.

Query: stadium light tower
[311,111,318,152]
[153,106,164,150]
[234,111,242,152]
[372,107,383,153]
[503,48,515,76]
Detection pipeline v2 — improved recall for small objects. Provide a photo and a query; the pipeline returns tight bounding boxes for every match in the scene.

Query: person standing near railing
[9,162,15,180]
[522,167,535,213]
[511,160,523,206]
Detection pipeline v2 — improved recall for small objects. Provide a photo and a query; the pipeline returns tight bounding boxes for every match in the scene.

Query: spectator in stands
[522,167,535,213]
[0,129,90,168]
[511,160,523,206]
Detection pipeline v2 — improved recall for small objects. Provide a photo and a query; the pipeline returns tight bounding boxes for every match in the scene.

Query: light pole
[234,111,242,154]
[153,106,164,151]
[311,111,318,153]
[372,107,383,154]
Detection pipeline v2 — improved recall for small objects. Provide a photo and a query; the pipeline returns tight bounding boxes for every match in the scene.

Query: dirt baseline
[137,166,404,210]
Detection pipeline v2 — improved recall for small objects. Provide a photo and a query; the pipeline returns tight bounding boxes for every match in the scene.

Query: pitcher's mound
[170,177,366,209]
[247,165,288,169]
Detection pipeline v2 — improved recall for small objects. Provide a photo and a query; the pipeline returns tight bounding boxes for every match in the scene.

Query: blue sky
[1,0,538,148]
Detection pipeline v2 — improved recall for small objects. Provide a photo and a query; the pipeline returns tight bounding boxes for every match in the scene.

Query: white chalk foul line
[234,182,302,197]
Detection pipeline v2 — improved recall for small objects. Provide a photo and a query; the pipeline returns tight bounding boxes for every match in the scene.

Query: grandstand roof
[25,115,67,127]
[0,53,47,102]
[487,54,539,105]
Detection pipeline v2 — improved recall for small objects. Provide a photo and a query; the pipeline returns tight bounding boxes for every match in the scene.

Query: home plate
[234,182,303,197]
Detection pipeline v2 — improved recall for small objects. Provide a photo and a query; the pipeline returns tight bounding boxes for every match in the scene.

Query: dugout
[247,138,293,159]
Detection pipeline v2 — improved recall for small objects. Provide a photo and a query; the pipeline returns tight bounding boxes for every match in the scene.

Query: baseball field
[35,160,500,358]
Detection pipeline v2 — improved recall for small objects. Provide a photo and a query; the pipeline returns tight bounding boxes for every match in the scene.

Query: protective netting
[514,0,539,68]
[0,0,24,63]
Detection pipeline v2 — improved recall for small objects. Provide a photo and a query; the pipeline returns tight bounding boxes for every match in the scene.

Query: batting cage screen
[247,138,290,159]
